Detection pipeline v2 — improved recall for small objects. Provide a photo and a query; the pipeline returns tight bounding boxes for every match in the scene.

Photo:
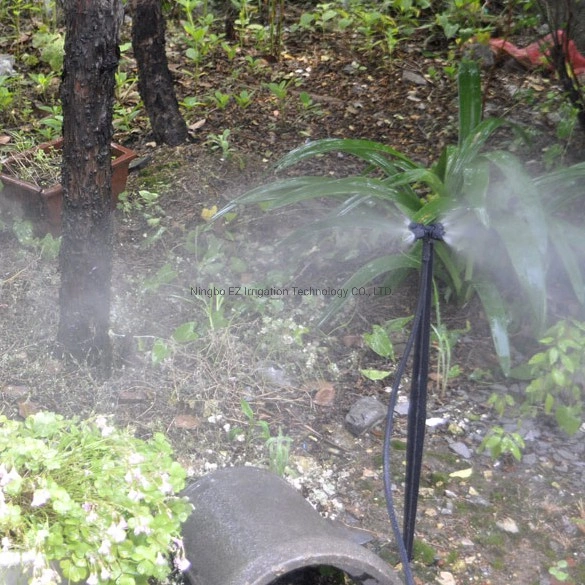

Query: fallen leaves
[449,467,473,479]
[201,205,218,221]
[310,380,336,406]
[173,414,200,429]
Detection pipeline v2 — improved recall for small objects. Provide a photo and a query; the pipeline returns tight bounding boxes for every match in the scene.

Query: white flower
[132,515,152,536]
[86,509,99,523]
[174,555,191,571]
[95,416,114,437]
[31,488,51,507]
[0,465,21,487]
[87,573,98,585]
[100,567,111,580]
[159,473,173,494]
[98,539,111,555]
[34,529,50,546]
[106,519,127,543]
[1,536,11,551]
[155,552,167,566]
[31,568,60,585]
[128,489,144,502]
[128,453,144,465]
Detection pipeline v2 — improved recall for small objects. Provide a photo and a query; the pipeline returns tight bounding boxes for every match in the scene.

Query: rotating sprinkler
[383,220,445,585]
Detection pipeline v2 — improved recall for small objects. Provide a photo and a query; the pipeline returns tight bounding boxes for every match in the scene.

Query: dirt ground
[1,11,585,585]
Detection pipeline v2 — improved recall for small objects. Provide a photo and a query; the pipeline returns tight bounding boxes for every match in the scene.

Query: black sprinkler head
[408,222,445,242]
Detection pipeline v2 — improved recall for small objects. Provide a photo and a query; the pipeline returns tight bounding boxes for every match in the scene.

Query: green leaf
[548,220,585,304]
[473,279,510,375]
[364,325,394,359]
[551,368,566,387]
[555,405,581,435]
[360,369,391,380]
[274,138,421,175]
[240,399,254,422]
[458,60,482,145]
[172,322,199,343]
[544,392,554,414]
[151,339,172,365]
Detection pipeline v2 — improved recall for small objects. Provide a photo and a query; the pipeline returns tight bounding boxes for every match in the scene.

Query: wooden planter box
[0,138,137,235]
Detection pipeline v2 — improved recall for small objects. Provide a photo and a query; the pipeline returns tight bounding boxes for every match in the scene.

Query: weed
[478,426,525,461]
[230,398,271,443]
[431,283,467,395]
[11,219,60,260]
[234,89,254,109]
[266,427,293,476]
[211,90,231,110]
[230,400,293,476]
[31,29,65,71]
[0,75,14,114]
[177,0,222,86]
[360,316,412,381]
[487,392,515,417]
[3,143,61,187]
[117,189,166,229]
[28,71,57,99]
[521,320,585,436]
[549,559,571,582]
[206,129,233,159]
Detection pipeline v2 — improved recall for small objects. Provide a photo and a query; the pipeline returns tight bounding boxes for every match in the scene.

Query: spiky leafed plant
[217,60,585,374]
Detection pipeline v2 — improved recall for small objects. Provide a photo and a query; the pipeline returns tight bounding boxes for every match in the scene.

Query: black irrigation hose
[382,223,444,585]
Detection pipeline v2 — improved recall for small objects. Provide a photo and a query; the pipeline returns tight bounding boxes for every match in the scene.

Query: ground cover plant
[2,1,585,584]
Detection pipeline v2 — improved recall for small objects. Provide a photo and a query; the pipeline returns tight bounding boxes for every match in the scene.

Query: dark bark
[57,0,122,376]
[130,0,189,146]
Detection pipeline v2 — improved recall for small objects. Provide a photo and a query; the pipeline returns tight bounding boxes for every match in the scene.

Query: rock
[449,441,472,459]
[257,366,293,388]
[394,397,409,416]
[437,571,456,585]
[496,517,519,534]
[402,69,427,85]
[0,54,15,76]
[345,396,387,436]
[118,389,148,403]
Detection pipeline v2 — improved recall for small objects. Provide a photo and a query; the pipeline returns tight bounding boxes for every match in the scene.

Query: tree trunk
[130,0,189,146]
[57,0,122,376]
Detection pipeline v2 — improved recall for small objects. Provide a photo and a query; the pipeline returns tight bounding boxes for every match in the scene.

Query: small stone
[449,441,472,459]
[257,366,293,388]
[118,389,148,403]
[496,517,519,533]
[2,384,29,399]
[437,571,456,585]
[345,396,387,436]
[0,54,15,76]
[402,69,427,85]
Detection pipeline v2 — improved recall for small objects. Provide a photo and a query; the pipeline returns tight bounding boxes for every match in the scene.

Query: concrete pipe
[181,466,403,585]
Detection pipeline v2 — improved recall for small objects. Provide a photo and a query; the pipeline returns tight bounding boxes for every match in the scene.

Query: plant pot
[0,138,137,235]
[181,467,402,585]
[0,551,37,585]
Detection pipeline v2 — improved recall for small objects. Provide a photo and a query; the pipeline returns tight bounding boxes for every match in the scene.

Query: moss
[413,539,437,565]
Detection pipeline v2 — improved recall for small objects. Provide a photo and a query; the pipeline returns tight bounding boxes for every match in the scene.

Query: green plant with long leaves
[216,60,585,374]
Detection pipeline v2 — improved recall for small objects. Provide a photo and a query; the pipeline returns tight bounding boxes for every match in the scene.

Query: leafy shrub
[523,320,585,435]
[217,59,585,373]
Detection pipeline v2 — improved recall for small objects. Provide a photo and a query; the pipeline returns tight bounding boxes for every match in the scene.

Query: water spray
[383,221,445,585]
